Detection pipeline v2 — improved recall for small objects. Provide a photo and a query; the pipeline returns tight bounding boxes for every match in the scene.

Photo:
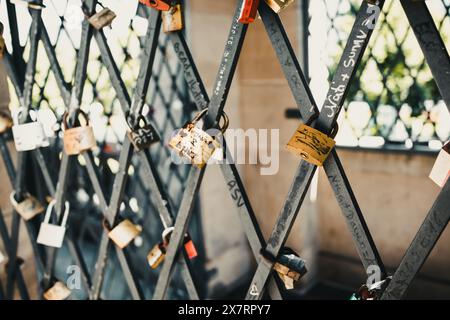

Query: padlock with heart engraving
[169,108,229,168]
[63,110,97,155]
[264,0,295,13]
[429,141,450,188]
[107,219,142,249]
[88,7,116,30]
[37,200,70,249]
[43,281,71,300]
[0,22,5,59]
[239,0,260,24]
[12,107,50,152]
[272,247,307,290]
[139,0,171,11]
[127,115,160,151]
[162,4,183,33]
[10,192,44,221]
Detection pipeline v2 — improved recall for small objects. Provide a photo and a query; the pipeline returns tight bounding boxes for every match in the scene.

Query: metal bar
[5,0,25,81]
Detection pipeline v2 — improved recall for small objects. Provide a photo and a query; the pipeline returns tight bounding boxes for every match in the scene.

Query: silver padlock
[12,107,50,152]
[37,200,70,248]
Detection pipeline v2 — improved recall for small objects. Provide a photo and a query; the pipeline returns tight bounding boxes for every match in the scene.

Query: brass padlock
[63,110,97,156]
[43,281,71,300]
[264,0,295,13]
[169,108,229,169]
[162,4,183,33]
[88,7,116,30]
[139,0,170,11]
[286,123,336,167]
[147,242,166,269]
[429,142,450,188]
[239,0,260,24]
[107,219,142,249]
[10,192,45,221]
[127,115,160,151]
[0,23,5,59]
[273,248,307,290]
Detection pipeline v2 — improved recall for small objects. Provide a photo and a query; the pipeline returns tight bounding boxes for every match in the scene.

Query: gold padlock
[88,7,116,30]
[168,109,229,169]
[147,243,166,269]
[43,281,71,300]
[162,4,183,33]
[63,110,97,156]
[286,123,336,167]
[264,0,295,13]
[107,219,142,249]
[10,192,45,221]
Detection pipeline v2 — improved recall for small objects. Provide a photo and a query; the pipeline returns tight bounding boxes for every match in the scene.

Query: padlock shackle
[191,108,230,134]
[44,200,70,227]
[63,109,90,130]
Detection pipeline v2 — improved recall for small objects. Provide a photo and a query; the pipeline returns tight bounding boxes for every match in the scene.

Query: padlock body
[139,0,170,11]
[286,124,335,166]
[108,219,142,249]
[63,125,96,155]
[162,4,183,33]
[264,0,295,13]
[184,239,198,260]
[429,144,450,188]
[127,124,160,151]
[239,0,260,24]
[12,122,50,152]
[88,8,116,30]
[0,113,13,133]
[15,196,44,221]
[147,243,166,269]
[169,125,221,168]
[37,223,66,248]
[43,282,71,300]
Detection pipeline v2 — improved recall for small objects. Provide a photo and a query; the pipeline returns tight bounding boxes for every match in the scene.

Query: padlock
[139,0,170,11]
[37,200,70,249]
[239,0,260,24]
[127,115,160,151]
[264,0,295,13]
[88,7,116,30]
[0,111,13,134]
[43,281,71,300]
[162,4,183,33]
[147,242,166,269]
[10,192,44,221]
[272,248,307,290]
[162,227,198,260]
[350,277,391,300]
[168,108,229,169]
[107,219,142,249]
[12,107,50,152]
[429,142,450,188]
[63,110,97,155]
[0,22,5,59]
[286,124,336,166]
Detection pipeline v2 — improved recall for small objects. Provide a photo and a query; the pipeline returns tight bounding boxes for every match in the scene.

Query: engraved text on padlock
[127,117,160,151]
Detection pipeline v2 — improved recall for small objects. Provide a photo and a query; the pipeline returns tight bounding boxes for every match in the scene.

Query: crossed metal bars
[0,0,449,300]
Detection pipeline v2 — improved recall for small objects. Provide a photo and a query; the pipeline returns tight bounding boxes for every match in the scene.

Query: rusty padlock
[168,108,229,169]
[139,0,171,11]
[264,0,295,13]
[107,219,142,249]
[429,141,450,188]
[127,115,160,151]
[10,192,44,221]
[43,281,71,300]
[239,0,260,24]
[162,4,183,33]
[88,7,116,30]
[63,110,97,156]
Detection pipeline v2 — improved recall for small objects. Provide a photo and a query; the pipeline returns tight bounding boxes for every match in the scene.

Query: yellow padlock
[162,4,183,33]
[63,110,97,156]
[286,123,336,167]
[107,219,142,249]
[169,109,229,169]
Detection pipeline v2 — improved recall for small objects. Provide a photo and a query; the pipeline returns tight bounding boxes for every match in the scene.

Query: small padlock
[272,247,307,290]
[127,115,160,151]
[10,192,45,221]
[168,108,229,169]
[12,107,50,152]
[147,242,166,269]
[264,0,295,13]
[0,111,13,134]
[43,281,71,300]
[286,123,336,167]
[37,200,70,249]
[0,22,5,59]
[162,227,198,260]
[429,141,450,188]
[63,110,97,155]
[239,0,260,24]
[351,277,391,300]
[139,0,170,11]
[162,4,183,33]
[107,219,142,249]
[88,7,116,30]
